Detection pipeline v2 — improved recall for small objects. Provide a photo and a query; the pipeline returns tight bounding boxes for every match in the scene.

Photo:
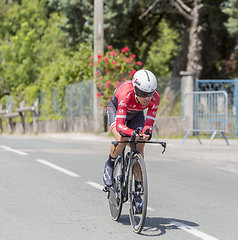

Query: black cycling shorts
[106,100,145,134]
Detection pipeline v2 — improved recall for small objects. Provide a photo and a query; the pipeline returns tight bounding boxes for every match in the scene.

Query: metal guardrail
[182,91,229,145]
[196,78,238,137]
[0,99,39,134]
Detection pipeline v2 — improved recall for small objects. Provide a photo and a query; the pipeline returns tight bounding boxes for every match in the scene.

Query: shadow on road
[118,215,199,236]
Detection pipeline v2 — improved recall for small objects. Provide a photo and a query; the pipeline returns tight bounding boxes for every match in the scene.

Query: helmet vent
[144,70,150,82]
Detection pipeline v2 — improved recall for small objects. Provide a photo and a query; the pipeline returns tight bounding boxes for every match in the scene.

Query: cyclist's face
[136,95,152,106]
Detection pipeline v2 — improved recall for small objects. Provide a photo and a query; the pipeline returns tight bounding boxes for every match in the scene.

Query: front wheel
[128,153,148,234]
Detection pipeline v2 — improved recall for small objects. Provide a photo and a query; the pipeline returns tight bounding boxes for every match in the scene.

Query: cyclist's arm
[115,105,133,137]
[143,94,160,134]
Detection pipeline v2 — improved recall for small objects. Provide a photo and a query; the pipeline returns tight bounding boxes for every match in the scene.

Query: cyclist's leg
[110,127,128,158]
[104,103,128,186]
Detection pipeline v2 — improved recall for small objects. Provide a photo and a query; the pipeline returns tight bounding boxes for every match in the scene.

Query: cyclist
[103,69,160,214]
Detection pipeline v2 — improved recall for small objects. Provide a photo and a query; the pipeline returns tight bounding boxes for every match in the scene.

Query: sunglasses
[135,86,155,98]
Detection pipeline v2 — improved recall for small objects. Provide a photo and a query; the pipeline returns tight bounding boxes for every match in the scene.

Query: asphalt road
[1,133,238,240]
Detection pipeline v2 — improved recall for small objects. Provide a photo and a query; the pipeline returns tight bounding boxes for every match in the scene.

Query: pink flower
[100,103,103,106]
[130,70,137,76]
[89,56,93,60]
[98,77,103,80]
[121,78,125,82]
[111,50,117,57]
[137,61,143,66]
[105,80,111,89]
[97,93,102,98]
[90,62,94,66]
[131,54,136,58]
[104,57,109,62]
[108,45,112,50]
[106,69,110,73]
[98,54,103,60]
[126,57,131,63]
[94,71,100,76]
[112,60,117,64]
[121,47,129,53]
[97,84,101,88]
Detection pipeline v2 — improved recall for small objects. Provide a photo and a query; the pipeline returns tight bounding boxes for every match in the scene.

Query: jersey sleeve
[116,100,134,137]
[144,93,160,132]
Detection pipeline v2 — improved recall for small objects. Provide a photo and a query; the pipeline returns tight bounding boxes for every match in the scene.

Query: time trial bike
[103,128,166,233]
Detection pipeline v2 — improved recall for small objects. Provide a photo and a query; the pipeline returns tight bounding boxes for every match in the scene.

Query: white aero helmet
[132,69,157,97]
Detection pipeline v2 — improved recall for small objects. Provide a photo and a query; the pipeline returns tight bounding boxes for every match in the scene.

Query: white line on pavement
[1,145,28,155]
[86,181,104,190]
[37,159,80,177]
[170,221,219,240]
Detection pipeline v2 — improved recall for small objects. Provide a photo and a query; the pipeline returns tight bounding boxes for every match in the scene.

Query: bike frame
[111,140,166,202]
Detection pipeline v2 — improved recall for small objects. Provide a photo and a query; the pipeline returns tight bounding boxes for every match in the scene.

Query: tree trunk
[160,0,203,116]
[186,0,203,77]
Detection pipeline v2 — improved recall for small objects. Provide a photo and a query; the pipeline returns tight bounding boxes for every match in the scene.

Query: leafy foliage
[41,43,93,116]
[92,46,142,107]
[0,21,41,103]
[48,0,167,63]
[49,0,94,45]
[221,0,238,43]
[143,19,180,78]
[0,0,59,103]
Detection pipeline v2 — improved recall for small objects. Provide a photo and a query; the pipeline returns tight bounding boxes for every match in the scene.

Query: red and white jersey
[108,81,160,136]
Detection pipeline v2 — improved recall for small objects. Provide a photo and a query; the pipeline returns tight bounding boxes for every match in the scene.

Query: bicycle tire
[109,156,123,221]
[128,153,148,234]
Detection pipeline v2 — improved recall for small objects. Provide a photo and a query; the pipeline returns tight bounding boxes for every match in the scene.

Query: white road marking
[1,145,28,155]
[86,181,104,190]
[86,181,154,211]
[147,206,154,211]
[170,221,219,240]
[37,159,80,177]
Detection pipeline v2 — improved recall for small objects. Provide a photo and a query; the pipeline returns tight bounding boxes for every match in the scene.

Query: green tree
[48,0,236,79]
[0,0,66,105]
[48,0,167,63]
[41,43,93,116]
[221,0,238,43]
[48,0,94,46]
[143,19,180,78]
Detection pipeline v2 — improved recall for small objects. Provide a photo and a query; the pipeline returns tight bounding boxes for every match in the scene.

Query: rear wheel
[109,156,123,221]
[128,153,148,233]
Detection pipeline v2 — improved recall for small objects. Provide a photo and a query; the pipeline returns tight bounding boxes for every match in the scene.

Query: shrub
[91,46,142,107]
